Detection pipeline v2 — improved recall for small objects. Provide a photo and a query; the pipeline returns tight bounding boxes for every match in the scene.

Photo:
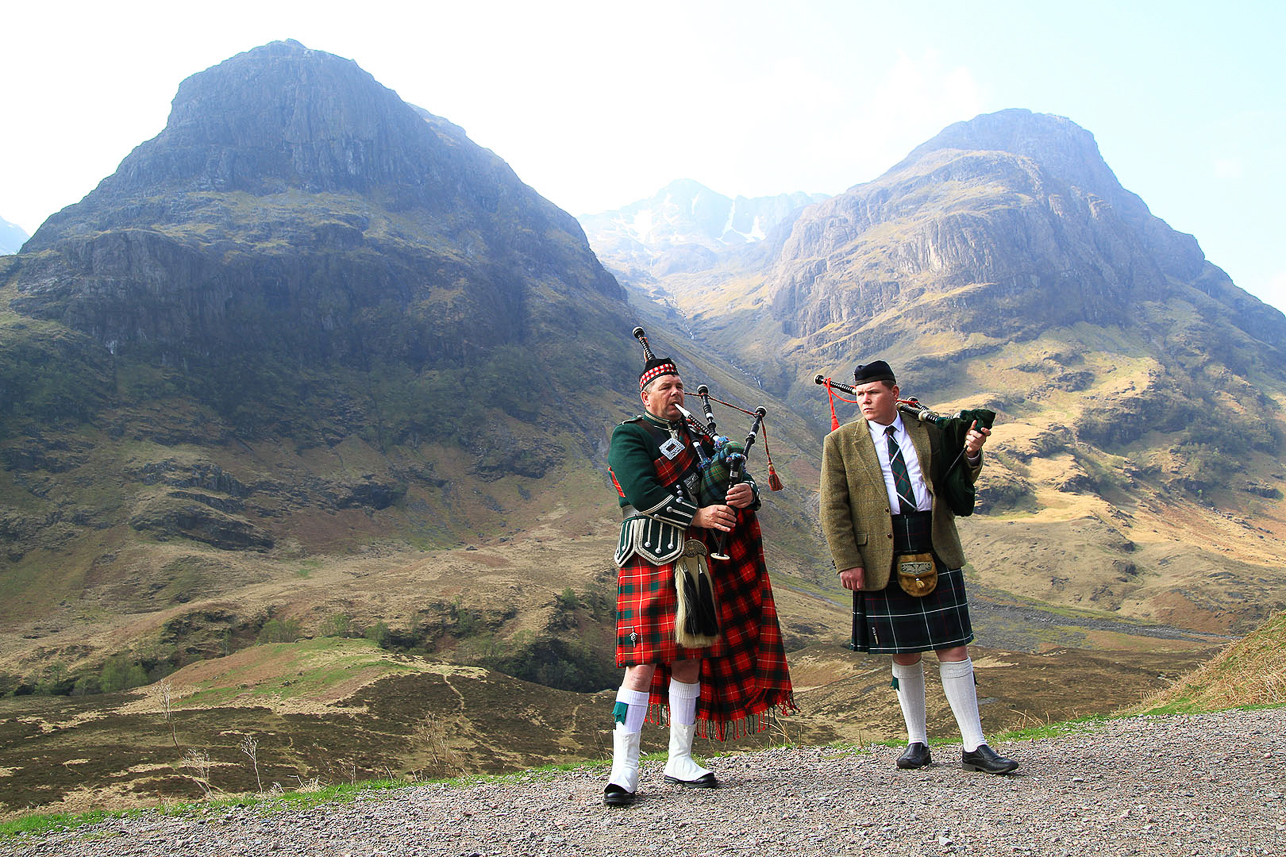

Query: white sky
[3,1,1284,310]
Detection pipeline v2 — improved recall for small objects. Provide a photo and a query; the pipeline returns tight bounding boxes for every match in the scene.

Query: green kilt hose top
[608,412,796,739]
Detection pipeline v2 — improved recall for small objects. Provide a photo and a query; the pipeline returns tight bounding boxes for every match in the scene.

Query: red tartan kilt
[615,530,727,666]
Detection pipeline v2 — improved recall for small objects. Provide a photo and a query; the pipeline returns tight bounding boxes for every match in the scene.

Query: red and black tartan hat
[640,357,679,390]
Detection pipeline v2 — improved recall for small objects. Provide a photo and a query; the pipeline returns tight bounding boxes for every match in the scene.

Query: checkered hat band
[640,362,678,389]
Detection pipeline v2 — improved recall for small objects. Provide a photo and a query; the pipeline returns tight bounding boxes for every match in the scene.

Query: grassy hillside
[1127,609,1286,715]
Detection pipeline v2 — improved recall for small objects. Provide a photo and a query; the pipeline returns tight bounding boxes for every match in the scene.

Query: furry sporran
[674,539,719,647]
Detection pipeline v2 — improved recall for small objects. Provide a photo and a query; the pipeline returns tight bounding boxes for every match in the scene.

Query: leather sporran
[674,539,719,647]
[896,552,938,597]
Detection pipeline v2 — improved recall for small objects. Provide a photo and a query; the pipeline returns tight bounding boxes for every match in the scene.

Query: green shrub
[364,620,391,648]
[320,613,354,638]
[100,656,149,693]
[258,617,303,644]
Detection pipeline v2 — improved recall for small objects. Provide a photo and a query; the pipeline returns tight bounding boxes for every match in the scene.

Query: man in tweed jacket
[820,360,1018,775]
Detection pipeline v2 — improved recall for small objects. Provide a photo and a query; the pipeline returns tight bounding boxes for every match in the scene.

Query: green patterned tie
[885,425,916,514]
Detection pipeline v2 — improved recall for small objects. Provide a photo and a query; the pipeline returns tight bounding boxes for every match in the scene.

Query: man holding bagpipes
[819,360,1019,775]
[602,329,796,807]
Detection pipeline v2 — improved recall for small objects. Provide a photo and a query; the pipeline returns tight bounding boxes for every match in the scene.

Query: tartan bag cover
[650,514,797,740]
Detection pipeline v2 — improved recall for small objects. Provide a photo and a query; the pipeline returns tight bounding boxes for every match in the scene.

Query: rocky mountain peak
[0,216,27,255]
[765,108,1280,349]
[580,179,828,277]
[893,109,1205,282]
[15,40,623,383]
[897,109,1119,201]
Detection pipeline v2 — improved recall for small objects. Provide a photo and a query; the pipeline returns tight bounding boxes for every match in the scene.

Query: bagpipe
[632,327,783,559]
[814,373,996,517]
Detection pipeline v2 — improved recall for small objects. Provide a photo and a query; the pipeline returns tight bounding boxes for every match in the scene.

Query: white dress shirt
[865,415,932,513]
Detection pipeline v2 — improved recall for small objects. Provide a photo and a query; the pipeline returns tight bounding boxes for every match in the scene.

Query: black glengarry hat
[854,360,896,385]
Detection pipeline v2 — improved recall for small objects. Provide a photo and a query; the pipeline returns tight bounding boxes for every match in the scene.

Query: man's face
[855,380,899,425]
[641,373,685,421]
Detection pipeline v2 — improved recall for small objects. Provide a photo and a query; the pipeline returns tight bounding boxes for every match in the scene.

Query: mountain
[610,109,1286,637]
[0,216,27,255]
[0,40,676,694]
[580,179,827,278]
[0,82,1261,813]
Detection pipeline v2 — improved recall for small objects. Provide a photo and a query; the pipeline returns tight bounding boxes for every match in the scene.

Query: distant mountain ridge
[613,108,1286,637]
[0,216,26,255]
[580,179,827,277]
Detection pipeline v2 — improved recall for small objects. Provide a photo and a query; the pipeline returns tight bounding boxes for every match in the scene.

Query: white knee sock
[940,657,986,752]
[614,687,649,733]
[668,679,699,727]
[892,660,927,745]
[664,680,710,782]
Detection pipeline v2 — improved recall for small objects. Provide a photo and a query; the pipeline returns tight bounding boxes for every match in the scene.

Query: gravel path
[5,707,1283,857]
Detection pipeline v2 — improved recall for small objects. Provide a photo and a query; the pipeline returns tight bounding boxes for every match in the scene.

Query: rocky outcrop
[15,40,623,378]
[129,495,274,551]
[766,110,1286,352]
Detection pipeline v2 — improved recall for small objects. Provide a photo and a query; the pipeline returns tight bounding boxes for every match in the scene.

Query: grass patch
[0,756,616,840]
[1125,609,1286,715]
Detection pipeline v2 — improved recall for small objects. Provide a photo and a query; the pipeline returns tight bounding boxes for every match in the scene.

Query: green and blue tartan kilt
[850,561,974,654]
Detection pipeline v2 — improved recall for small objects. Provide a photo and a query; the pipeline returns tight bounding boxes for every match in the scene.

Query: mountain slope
[612,109,1286,636]
[0,40,659,688]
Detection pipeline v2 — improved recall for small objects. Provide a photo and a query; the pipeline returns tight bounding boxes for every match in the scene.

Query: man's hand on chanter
[694,504,737,532]
[725,482,754,509]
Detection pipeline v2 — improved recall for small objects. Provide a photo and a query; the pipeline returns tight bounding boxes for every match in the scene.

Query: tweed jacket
[820,417,981,591]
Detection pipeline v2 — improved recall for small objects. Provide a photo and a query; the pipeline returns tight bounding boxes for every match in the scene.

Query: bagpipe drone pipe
[814,373,996,517]
[632,327,784,554]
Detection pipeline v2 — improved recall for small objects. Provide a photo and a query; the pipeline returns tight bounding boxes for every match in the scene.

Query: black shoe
[896,742,932,769]
[663,772,720,788]
[961,744,1019,775]
[603,783,636,806]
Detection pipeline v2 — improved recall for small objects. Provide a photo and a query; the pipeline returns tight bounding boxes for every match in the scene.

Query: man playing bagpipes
[819,360,1020,775]
[603,332,796,807]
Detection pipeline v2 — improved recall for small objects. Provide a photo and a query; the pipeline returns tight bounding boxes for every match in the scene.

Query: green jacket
[609,414,759,567]
[820,418,981,591]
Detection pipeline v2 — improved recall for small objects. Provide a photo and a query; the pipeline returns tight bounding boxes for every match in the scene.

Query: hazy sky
[4,1,1283,309]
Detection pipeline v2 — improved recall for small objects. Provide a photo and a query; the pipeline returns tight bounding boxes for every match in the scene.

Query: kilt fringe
[647,696,798,741]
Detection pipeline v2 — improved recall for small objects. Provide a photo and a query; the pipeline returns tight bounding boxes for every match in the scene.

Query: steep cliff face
[0,41,649,665]
[16,40,622,378]
[767,110,1284,353]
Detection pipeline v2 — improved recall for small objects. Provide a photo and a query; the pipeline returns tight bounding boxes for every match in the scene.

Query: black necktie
[885,425,916,514]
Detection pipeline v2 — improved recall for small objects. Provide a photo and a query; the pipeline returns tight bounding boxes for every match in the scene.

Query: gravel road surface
[4,707,1283,857]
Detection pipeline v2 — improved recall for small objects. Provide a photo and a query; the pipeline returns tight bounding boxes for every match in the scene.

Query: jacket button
[887,533,893,539]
